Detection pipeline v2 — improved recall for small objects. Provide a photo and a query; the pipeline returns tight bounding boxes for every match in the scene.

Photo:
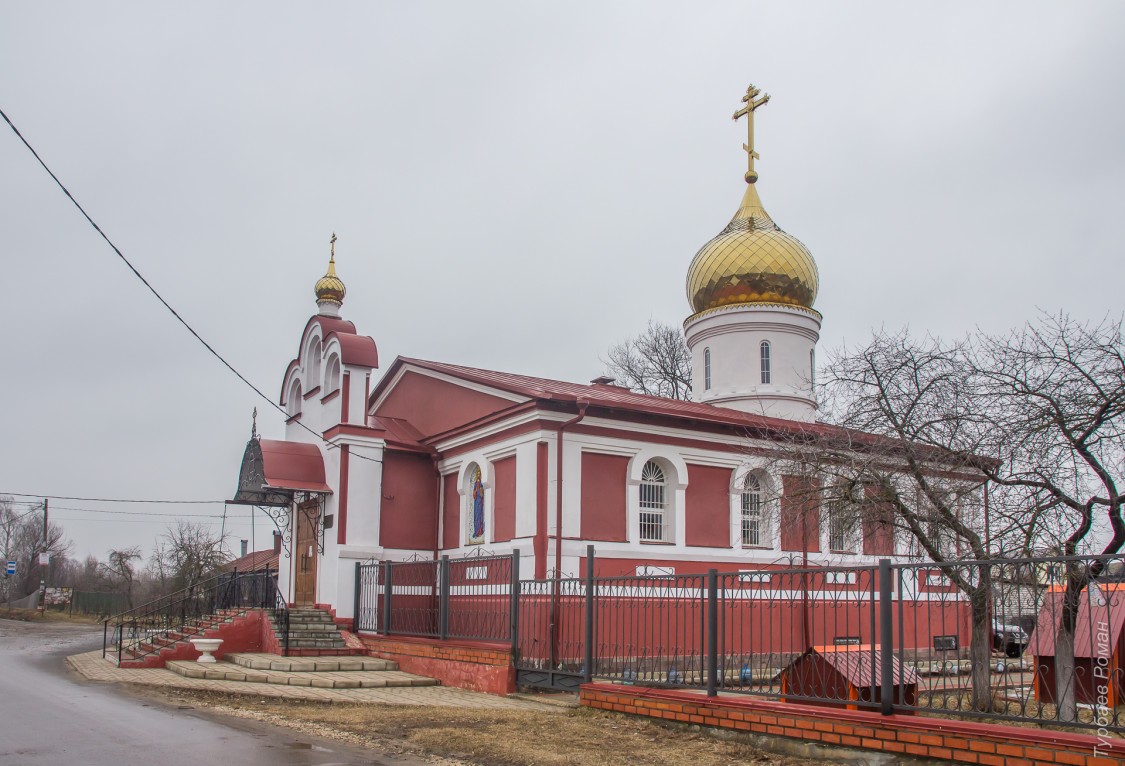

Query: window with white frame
[741,474,765,546]
[324,354,341,393]
[639,461,667,542]
[810,349,816,389]
[704,348,712,391]
[760,341,771,384]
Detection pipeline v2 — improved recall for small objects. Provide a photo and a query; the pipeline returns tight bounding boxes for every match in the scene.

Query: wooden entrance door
[294,500,319,605]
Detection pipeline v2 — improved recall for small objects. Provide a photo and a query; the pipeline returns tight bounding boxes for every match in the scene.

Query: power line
[0,107,381,466]
[40,506,226,518]
[2,492,221,504]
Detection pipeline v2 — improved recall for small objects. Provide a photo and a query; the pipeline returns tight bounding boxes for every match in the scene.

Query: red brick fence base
[357,633,515,695]
[581,683,1125,766]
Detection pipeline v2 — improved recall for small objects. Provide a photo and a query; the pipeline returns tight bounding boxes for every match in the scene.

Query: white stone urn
[190,638,223,663]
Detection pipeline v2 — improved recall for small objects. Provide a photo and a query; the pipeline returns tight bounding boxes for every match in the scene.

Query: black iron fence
[353,552,519,645]
[356,550,1125,735]
[103,567,283,664]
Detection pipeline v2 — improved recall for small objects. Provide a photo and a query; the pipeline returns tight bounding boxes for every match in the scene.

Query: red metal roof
[1027,584,1125,659]
[223,548,279,573]
[783,645,918,688]
[381,357,869,442]
[371,416,429,452]
[258,439,333,493]
[329,332,379,368]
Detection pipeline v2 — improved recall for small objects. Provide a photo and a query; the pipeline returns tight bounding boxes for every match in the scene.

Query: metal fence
[353,552,518,644]
[354,550,1125,735]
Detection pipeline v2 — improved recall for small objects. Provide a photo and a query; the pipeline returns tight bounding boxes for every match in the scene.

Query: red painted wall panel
[685,464,732,548]
[580,452,629,542]
[781,474,821,553]
[862,495,895,556]
[375,370,516,439]
[380,451,438,551]
[442,472,460,550]
[492,456,517,543]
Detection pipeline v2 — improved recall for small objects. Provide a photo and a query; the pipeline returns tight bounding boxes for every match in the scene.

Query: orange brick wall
[358,634,515,696]
[580,683,1125,766]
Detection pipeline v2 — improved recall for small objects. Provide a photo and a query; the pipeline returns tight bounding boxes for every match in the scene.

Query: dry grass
[1,607,103,624]
[153,689,829,766]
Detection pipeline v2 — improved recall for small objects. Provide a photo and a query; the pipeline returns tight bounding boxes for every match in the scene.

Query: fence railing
[354,552,519,645]
[354,550,1125,736]
[103,567,280,664]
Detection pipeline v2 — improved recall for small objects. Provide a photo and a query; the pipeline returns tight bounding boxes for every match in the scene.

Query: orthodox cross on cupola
[314,231,347,316]
[732,84,770,184]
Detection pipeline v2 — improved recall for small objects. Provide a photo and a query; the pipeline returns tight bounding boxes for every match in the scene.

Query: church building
[231,86,959,623]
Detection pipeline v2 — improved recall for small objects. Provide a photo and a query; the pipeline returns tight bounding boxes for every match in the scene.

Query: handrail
[103,566,278,664]
[270,570,290,657]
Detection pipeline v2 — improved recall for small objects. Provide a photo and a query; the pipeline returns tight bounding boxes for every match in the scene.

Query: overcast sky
[2,2,1123,561]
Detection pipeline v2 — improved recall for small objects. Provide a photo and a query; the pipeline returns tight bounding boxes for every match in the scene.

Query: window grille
[760,341,771,384]
[828,500,857,553]
[639,461,666,542]
[704,348,711,391]
[741,474,763,546]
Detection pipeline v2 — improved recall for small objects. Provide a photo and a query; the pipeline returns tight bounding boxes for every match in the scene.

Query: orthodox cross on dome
[732,84,770,184]
[329,232,337,262]
[251,406,258,439]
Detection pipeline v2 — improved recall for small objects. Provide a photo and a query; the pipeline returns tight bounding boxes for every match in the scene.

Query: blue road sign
[5,561,15,576]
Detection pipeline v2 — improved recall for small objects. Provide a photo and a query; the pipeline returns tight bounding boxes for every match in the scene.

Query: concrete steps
[224,652,393,672]
[270,607,359,654]
[165,652,439,689]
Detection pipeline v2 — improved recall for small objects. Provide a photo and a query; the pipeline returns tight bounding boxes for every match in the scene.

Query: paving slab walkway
[67,650,550,710]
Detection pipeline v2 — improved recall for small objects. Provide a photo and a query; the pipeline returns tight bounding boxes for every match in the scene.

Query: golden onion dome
[685,183,818,313]
[315,234,346,307]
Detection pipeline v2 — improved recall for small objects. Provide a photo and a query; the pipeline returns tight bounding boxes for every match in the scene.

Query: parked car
[992,621,1029,657]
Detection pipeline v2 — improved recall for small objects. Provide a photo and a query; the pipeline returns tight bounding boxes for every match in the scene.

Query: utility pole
[37,499,48,614]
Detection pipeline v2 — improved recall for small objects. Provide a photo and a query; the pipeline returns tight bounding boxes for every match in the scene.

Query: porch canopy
[229,437,333,507]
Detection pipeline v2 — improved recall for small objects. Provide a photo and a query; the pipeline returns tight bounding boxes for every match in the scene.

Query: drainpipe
[550,398,588,668]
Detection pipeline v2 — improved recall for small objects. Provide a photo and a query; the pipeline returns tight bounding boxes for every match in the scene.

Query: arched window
[639,461,667,542]
[308,339,323,390]
[324,355,341,393]
[287,381,302,417]
[741,474,764,546]
[704,348,711,391]
[760,341,771,385]
[465,464,485,545]
[810,349,816,390]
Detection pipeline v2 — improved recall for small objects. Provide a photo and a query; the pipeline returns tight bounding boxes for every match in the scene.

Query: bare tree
[0,498,71,603]
[764,330,998,710]
[776,314,1125,717]
[161,521,228,592]
[603,320,692,400]
[101,547,143,609]
[966,314,1125,721]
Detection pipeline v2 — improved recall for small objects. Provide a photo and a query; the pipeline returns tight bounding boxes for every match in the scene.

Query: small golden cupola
[315,232,347,316]
[685,85,819,315]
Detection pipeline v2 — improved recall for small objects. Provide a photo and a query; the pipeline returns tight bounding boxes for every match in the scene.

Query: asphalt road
[0,618,422,766]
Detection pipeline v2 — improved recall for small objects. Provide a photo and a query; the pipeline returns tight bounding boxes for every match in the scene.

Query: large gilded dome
[686,182,818,313]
